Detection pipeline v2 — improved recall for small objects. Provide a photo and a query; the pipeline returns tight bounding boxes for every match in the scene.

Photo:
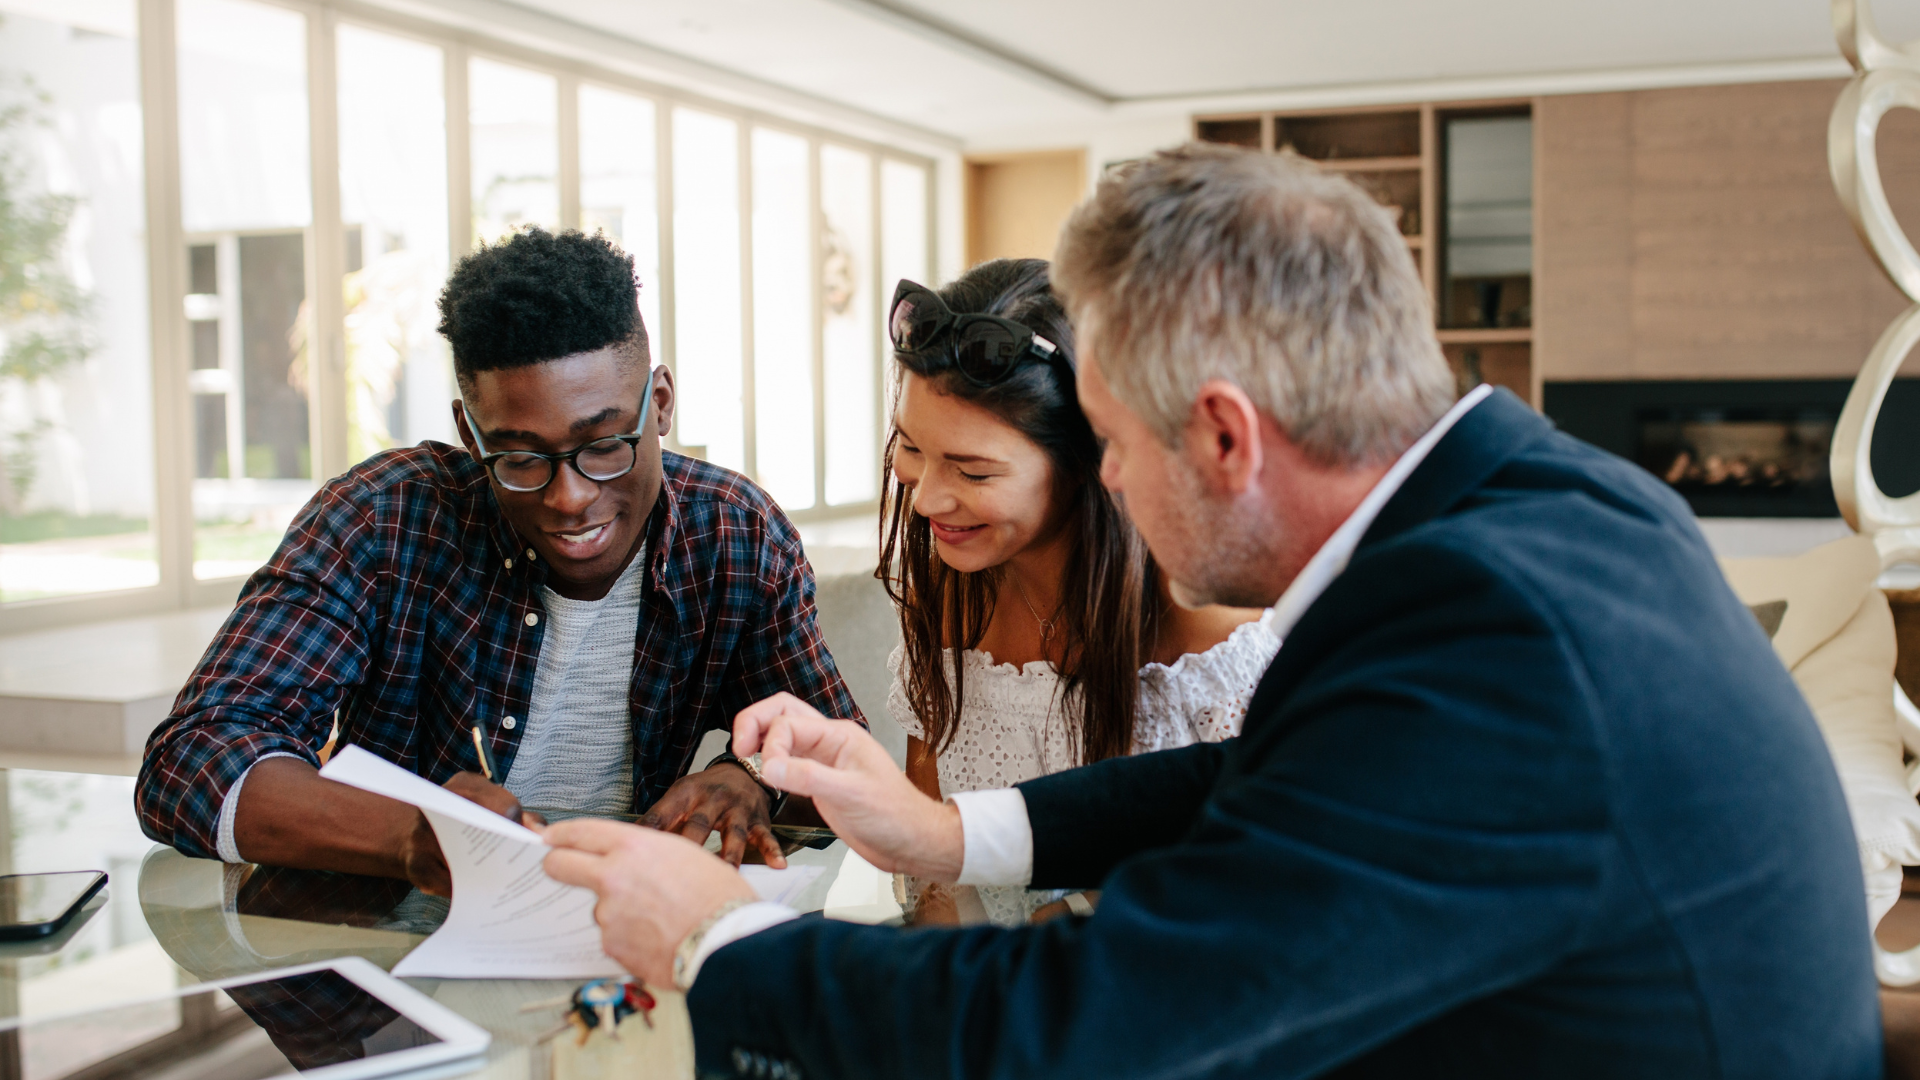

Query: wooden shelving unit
[1195,102,1535,405]
[1315,156,1424,173]
[1436,328,1533,344]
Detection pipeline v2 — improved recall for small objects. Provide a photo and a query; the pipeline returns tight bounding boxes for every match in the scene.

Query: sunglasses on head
[889,279,1060,387]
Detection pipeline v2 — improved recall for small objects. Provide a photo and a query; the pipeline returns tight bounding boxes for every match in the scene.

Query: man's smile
[549,519,618,559]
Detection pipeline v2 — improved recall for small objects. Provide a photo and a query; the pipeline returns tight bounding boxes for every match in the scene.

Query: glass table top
[0,762,885,1079]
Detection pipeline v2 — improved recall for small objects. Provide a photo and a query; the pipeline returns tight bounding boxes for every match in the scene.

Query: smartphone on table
[0,871,107,940]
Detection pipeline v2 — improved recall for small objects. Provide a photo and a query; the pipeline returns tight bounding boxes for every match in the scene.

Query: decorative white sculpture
[1830,0,1920,570]
[1830,0,1920,986]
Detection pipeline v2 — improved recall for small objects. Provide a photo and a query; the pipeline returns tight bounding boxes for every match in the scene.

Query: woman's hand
[732,694,965,882]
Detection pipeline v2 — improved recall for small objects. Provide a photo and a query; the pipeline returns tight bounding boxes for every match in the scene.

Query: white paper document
[319,745,626,979]
[741,864,823,906]
[318,745,832,979]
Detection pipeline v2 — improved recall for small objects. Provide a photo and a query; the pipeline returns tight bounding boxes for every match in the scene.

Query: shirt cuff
[684,901,799,987]
[952,787,1033,887]
[216,752,301,864]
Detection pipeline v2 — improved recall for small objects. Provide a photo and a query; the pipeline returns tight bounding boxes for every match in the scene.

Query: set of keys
[522,979,657,1046]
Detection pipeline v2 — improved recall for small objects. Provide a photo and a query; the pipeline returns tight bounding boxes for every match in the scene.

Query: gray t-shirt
[503,548,645,818]
[214,547,649,865]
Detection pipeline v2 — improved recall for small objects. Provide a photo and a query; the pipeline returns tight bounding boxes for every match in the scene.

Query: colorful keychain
[524,979,657,1045]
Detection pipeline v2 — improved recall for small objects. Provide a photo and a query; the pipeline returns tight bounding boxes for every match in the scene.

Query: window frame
[0,0,939,634]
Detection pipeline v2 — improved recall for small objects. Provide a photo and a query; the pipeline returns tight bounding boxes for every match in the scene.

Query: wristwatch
[674,897,752,990]
[707,749,788,819]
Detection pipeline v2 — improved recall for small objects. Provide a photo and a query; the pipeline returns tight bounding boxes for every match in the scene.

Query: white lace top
[887,607,1283,924]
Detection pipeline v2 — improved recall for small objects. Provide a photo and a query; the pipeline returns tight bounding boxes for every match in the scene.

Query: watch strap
[707,749,789,819]
[673,897,753,990]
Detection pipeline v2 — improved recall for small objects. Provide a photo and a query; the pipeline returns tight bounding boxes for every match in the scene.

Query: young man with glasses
[138,228,859,895]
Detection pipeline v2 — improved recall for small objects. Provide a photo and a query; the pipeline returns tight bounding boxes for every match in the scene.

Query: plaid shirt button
[525,612,539,627]
[504,716,517,730]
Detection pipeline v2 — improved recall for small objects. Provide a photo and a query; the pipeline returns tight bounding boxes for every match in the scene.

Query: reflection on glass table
[0,767,206,1078]
[5,955,487,1079]
[132,845,865,1077]
[0,761,901,1078]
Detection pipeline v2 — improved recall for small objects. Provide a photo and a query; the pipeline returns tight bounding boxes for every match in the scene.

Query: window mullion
[139,0,194,609]
[869,150,884,499]
[656,102,684,455]
[809,139,826,512]
[558,74,580,230]
[306,1,349,484]
[925,159,940,289]
[445,44,471,270]
[738,121,757,482]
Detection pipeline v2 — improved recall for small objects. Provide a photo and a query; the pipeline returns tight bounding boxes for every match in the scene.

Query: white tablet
[0,956,490,1080]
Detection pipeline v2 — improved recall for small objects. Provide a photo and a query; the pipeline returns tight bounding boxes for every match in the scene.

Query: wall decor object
[1830,0,1920,570]
[1828,0,1920,989]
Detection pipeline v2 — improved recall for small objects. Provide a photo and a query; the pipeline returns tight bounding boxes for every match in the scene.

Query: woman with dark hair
[881,258,1281,926]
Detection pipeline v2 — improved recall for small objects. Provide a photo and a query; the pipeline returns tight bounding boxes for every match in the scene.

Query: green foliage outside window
[0,66,96,515]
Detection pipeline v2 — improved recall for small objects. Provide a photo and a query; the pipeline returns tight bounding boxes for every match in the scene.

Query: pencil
[472,721,499,782]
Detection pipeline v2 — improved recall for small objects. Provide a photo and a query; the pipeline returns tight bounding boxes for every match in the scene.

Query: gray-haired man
[543,145,1879,1080]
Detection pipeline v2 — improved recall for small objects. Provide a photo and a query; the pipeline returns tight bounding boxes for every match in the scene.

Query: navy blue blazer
[691,389,1880,1079]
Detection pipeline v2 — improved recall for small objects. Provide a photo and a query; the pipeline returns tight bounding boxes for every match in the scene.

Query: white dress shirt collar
[1265,383,1492,642]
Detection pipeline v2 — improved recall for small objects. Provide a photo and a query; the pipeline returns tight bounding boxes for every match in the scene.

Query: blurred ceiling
[499,0,1901,140]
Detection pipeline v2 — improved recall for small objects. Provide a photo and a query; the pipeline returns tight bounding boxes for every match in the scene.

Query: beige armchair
[1719,539,1920,982]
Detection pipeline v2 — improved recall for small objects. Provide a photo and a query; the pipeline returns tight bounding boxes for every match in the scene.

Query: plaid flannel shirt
[139,445,862,859]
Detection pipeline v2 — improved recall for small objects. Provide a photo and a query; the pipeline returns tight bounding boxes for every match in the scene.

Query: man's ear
[648,364,677,437]
[451,398,479,457]
[1185,379,1264,496]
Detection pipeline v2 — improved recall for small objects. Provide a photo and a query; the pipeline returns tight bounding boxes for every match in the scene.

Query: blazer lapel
[1355,388,1553,555]
[1235,389,1556,737]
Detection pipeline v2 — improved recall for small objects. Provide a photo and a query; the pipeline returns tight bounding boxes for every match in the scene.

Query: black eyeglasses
[889,280,1060,386]
[462,367,656,493]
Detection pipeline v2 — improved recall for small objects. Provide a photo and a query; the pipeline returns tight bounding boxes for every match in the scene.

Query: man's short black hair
[438,227,648,386]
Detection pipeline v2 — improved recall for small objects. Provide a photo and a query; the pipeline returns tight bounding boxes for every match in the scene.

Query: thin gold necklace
[1010,574,1059,642]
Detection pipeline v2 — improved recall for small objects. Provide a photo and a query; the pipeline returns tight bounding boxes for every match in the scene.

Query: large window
[579,87,660,367]
[751,128,814,509]
[337,24,453,462]
[820,145,878,507]
[672,107,745,474]
[0,1,156,604]
[0,0,935,627]
[469,57,558,246]
[177,0,314,581]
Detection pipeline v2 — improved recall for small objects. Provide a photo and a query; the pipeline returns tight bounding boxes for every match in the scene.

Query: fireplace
[1543,380,1920,518]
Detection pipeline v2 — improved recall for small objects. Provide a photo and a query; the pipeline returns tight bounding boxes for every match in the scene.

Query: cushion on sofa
[1721,535,1920,929]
